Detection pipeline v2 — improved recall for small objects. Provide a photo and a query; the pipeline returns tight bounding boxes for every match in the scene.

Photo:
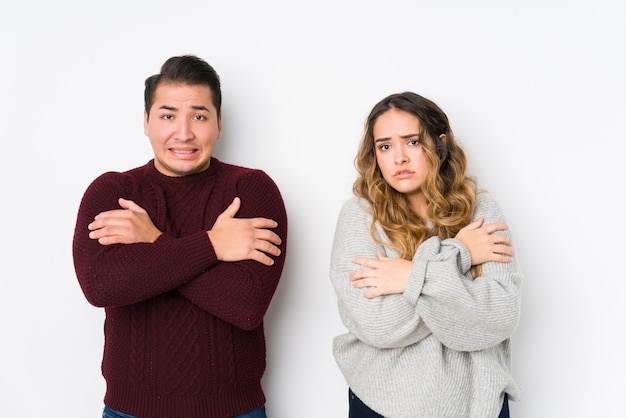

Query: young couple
[73,55,521,418]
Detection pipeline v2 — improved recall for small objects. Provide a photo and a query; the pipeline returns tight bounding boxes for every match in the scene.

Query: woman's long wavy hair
[354,92,478,261]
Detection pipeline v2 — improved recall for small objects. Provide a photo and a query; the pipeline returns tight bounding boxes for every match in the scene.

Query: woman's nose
[394,149,408,164]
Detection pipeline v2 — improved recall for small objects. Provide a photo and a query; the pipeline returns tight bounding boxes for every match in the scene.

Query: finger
[492,253,513,263]
[489,234,512,246]
[495,245,514,257]
[255,229,282,245]
[229,197,241,216]
[92,209,130,221]
[90,211,136,227]
[118,198,147,214]
[89,224,125,240]
[221,197,241,219]
[353,278,376,289]
[377,253,390,261]
[363,288,381,299]
[353,280,366,289]
[250,217,279,229]
[251,251,275,266]
[97,235,125,245]
[257,240,281,257]
[349,270,372,281]
[484,222,509,233]
[491,238,512,250]
[466,217,484,230]
[88,216,123,231]
[352,257,378,268]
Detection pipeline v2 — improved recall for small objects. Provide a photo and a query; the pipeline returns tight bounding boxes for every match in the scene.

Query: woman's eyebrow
[375,133,420,143]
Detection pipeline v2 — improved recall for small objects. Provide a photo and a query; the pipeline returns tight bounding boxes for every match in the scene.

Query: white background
[1,1,625,417]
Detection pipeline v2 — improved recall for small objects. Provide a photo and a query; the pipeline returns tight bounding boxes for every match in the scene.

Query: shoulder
[474,191,507,223]
[338,196,373,223]
[86,170,137,192]
[213,160,286,214]
[81,162,152,200]
[215,159,278,186]
[341,196,370,212]
[88,164,146,190]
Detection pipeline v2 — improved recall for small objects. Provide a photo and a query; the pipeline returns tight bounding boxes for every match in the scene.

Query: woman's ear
[439,133,447,144]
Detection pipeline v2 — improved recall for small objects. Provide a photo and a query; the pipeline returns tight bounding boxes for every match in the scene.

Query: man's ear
[217,113,223,139]
[143,110,149,136]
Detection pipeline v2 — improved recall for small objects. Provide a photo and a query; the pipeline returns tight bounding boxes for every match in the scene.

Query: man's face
[144,82,222,177]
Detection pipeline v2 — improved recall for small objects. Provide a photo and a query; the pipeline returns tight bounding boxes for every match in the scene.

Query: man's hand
[350,254,413,298]
[207,197,282,266]
[88,198,162,245]
[455,217,513,265]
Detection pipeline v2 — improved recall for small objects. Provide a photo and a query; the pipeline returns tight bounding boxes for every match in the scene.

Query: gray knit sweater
[330,192,522,418]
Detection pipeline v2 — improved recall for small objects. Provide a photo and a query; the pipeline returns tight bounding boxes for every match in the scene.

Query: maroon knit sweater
[72,158,288,418]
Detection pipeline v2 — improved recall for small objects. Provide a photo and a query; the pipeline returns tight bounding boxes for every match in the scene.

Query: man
[72,55,287,418]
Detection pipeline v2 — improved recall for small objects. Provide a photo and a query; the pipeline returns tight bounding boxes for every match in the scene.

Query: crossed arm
[88,196,282,266]
[330,196,521,350]
[350,217,513,298]
[73,169,287,329]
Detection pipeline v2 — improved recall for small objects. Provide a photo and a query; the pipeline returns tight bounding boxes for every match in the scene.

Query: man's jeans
[103,405,267,418]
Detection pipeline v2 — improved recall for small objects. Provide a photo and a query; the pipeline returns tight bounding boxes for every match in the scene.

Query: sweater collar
[144,157,221,184]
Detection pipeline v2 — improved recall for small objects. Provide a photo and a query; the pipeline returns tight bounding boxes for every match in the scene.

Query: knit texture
[330,192,522,418]
[73,158,287,418]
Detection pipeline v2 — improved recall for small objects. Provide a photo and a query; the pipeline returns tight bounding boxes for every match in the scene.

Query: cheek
[375,154,393,179]
[416,152,430,170]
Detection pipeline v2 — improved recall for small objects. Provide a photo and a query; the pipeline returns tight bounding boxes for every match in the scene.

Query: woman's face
[373,108,430,213]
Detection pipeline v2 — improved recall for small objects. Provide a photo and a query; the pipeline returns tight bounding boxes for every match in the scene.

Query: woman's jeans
[103,405,267,418]
[348,389,510,418]
[348,389,384,418]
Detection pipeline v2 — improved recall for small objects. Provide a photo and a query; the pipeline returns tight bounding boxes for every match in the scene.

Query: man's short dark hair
[144,55,222,117]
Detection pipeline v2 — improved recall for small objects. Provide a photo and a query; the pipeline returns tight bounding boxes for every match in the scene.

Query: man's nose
[175,119,193,141]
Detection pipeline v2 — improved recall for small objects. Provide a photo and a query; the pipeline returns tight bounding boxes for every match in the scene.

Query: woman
[330,92,522,417]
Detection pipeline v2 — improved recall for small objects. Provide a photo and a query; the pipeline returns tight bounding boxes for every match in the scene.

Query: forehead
[152,82,215,109]
[373,108,421,137]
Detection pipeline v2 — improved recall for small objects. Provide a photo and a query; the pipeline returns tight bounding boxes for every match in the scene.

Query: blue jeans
[348,389,509,418]
[348,390,384,418]
[103,405,266,418]
[237,406,267,418]
[102,407,135,418]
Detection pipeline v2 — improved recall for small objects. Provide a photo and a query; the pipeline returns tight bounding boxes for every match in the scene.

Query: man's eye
[161,114,173,120]
[193,115,207,121]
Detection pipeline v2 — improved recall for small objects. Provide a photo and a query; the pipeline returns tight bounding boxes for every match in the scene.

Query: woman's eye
[378,144,390,151]
[408,139,420,146]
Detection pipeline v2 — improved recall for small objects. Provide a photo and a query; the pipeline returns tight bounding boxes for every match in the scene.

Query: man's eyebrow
[191,105,211,112]
[157,105,211,112]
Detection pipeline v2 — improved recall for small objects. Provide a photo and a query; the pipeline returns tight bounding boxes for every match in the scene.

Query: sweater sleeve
[176,170,288,331]
[404,192,523,351]
[72,172,216,308]
[330,197,432,348]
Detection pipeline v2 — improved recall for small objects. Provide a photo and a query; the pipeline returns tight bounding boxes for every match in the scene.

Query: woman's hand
[350,254,413,298]
[455,217,513,265]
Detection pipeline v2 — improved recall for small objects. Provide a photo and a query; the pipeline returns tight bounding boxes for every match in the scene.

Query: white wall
[1,1,624,417]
